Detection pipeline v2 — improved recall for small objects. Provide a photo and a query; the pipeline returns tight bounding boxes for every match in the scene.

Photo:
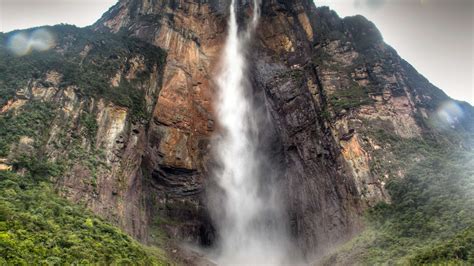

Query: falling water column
[211,0,291,264]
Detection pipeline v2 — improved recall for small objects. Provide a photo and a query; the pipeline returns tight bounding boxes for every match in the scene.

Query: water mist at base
[208,0,294,264]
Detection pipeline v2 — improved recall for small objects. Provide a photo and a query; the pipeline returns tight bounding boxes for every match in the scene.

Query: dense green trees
[366,145,473,264]
[0,25,165,121]
[0,170,168,264]
[326,132,474,264]
[0,102,55,157]
[0,25,169,263]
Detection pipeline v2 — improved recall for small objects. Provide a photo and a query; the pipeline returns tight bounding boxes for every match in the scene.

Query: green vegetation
[0,24,166,121]
[312,7,381,53]
[325,131,474,264]
[311,50,331,68]
[66,144,108,189]
[12,155,65,182]
[343,15,382,52]
[368,133,473,264]
[0,100,167,263]
[0,101,55,157]
[410,225,474,264]
[311,50,344,72]
[79,112,98,141]
[277,69,305,82]
[329,83,373,113]
[0,170,168,264]
[0,24,170,262]
[0,97,107,187]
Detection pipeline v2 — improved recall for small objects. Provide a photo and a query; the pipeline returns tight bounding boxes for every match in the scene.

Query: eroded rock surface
[94,0,474,258]
[2,0,473,262]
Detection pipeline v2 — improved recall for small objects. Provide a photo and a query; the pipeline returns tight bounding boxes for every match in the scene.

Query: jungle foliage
[325,132,474,264]
[0,170,168,264]
[0,24,165,121]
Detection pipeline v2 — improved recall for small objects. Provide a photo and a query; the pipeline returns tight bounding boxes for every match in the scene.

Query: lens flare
[7,32,31,56]
[7,28,55,56]
[436,101,465,129]
[30,28,55,51]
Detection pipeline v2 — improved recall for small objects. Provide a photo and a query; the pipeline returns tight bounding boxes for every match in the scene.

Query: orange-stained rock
[0,99,27,113]
[341,135,367,160]
[25,0,457,259]
[45,70,62,86]
[0,164,12,171]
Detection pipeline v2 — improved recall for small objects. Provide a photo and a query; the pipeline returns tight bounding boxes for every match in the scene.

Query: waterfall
[209,0,292,264]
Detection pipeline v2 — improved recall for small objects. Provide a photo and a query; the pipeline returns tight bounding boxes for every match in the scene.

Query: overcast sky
[0,0,116,32]
[0,0,473,104]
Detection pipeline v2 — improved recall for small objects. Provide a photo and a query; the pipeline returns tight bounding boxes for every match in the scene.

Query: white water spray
[210,0,292,264]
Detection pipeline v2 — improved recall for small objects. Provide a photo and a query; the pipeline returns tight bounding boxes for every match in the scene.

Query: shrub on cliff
[324,133,474,264]
[0,170,168,264]
[0,24,166,121]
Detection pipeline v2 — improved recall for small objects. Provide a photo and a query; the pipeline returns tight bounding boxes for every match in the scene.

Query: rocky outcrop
[95,0,230,245]
[0,25,166,240]
[91,0,474,259]
[2,0,473,262]
[96,0,362,256]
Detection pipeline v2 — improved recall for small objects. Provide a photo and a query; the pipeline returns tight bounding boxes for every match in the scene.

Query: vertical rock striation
[2,0,473,261]
[93,0,474,258]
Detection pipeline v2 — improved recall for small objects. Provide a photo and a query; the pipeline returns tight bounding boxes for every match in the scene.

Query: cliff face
[2,0,473,261]
[255,2,473,254]
[92,0,474,256]
[97,0,227,245]
[0,25,166,240]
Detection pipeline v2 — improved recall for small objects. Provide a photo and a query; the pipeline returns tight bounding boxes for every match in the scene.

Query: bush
[361,133,474,263]
[329,83,373,113]
[325,129,474,264]
[0,102,55,157]
[79,112,98,140]
[12,155,64,181]
[0,25,166,121]
[410,226,474,264]
[0,171,168,264]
